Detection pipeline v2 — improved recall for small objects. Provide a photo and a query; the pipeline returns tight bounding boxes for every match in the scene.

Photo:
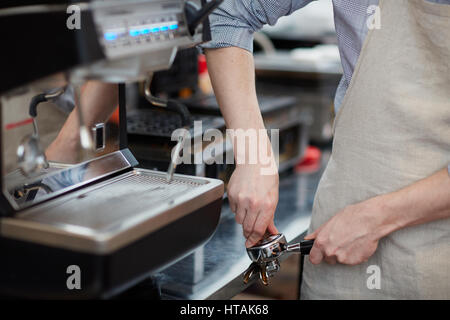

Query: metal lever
[29,88,66,140]
[29,88,66,118]
[144,76,192,127]
[17,88,66,176]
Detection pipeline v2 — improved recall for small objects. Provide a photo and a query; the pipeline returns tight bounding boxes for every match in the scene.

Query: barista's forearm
[56,82,118,142]
[46,82,118,162]
[376,168,450,238]
[205,47,273,165]
[78,81,118,127]
[205,47,264,130]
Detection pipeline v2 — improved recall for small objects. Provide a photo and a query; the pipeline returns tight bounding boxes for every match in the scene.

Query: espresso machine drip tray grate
[19,172,202,230]
[1,169,223,254]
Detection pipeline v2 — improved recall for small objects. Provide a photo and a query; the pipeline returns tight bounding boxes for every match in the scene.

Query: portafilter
[244,233,314,286]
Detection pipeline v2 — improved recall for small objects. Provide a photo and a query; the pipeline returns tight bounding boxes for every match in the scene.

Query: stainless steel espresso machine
[0,0,224,299]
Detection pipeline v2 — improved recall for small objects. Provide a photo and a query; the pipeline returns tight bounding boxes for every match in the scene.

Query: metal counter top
[158,164,326,300]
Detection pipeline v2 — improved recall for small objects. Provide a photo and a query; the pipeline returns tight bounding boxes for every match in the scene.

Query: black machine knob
[184,0,223,36]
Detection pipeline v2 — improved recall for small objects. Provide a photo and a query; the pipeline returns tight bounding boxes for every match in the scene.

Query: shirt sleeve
[202,0,315,52]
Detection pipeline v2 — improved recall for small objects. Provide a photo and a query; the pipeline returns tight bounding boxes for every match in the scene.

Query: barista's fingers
[242,195,262,238]
[230,202,237,214]
[228,189,244,224]
[267,220,279,235]
[305,225,323,240]
[235,207,247,225]
[245,211,272,248]
[242,209,258,239]
[228,192,238,213]
[309,244,324,265]
[324,256,337,265]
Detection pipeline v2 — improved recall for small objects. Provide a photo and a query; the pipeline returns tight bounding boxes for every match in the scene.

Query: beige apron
[301,0,450,299]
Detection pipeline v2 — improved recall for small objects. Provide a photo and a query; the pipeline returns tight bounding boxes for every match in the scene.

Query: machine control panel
[93,0,192,60]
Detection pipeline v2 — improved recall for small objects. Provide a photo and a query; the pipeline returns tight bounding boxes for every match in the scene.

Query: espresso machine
[0,0,224,299]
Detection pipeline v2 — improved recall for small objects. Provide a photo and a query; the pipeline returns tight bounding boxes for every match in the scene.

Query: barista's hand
[228,164,279,248]
[305,196,389,265]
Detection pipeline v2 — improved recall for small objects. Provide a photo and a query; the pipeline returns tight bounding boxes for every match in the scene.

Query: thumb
[267,220,279,235]
[304,233,315,240]
[304,226,322,240]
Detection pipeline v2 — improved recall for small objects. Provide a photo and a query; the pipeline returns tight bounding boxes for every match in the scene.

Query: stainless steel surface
[4,151,133,211]
[286,242,301,253]
[16,97,50,176]
[158,158,328,299]
[1,168,223,254]
[1,80,122,212]
[16,133,48,177]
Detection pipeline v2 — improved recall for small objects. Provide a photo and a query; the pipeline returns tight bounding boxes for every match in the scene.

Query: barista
[46,0,450,299]
[203,0,450,299]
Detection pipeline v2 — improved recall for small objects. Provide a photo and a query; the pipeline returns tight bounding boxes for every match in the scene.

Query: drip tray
[1,169,224,254]
[0,169,223,299]
[24,173,202,230]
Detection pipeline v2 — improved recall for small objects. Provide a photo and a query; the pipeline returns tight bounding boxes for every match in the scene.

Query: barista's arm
[306,168,450,265]
[202,0,313,247]
[205,48,279,248]
[46,81,118,163]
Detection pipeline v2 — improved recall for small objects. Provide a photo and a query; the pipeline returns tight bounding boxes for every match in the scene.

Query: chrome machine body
[0,0,223,299]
